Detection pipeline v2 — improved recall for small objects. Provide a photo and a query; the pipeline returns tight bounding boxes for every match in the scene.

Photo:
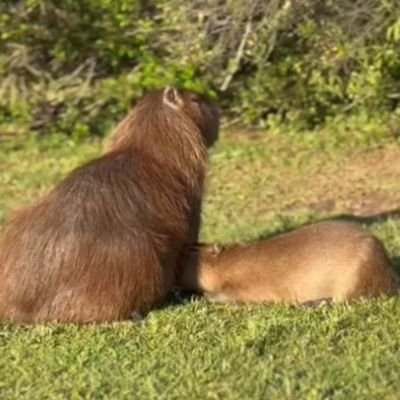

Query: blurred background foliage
[0,0,400,140]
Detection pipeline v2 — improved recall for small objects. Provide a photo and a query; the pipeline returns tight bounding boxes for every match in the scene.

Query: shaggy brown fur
[0,87,219,323]
[178,221,398,305]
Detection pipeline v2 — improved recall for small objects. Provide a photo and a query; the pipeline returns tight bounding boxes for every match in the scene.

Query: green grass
[1,127,400,399]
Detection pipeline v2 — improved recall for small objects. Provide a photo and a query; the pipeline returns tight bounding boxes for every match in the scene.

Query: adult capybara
[0,86,219,323]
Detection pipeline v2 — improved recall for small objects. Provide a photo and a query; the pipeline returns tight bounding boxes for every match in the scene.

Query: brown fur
[0,87,219,323]
[178,221,398,305]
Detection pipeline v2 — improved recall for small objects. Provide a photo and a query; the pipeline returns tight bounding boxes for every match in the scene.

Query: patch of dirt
[283,147,400,217]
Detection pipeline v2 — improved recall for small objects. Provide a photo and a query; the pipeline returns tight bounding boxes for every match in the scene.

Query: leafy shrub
[0,0,399,139]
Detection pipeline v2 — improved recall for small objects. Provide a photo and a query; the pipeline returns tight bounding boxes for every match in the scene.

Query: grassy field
[0,126,400,399]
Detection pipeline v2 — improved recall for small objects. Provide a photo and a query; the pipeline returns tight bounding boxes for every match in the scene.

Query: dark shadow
[166,289,200,306]
[328,208,400,226]
[151,290,201,314]
[392,257,400,277]
[150,243,205,314]
[254,208,400,243]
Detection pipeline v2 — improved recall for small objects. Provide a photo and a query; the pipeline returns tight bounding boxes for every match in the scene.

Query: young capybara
[178,221,398,305]
[0,86,219,323]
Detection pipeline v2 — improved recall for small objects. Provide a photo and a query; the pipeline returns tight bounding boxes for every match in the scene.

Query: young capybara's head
[177,242,222,280]
[176,243,224,292]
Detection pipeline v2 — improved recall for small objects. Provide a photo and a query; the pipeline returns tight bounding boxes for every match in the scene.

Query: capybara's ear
[163,86,183,110]
[210,244,223,255]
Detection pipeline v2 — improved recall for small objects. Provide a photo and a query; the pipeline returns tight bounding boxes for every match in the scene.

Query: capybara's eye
[189,93,201,103]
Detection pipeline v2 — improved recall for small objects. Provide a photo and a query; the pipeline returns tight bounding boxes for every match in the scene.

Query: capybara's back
[0,87,219,323]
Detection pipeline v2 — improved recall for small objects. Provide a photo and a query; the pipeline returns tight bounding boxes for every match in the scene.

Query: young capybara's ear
[182,242,223,259]
[163,86,184,110]
[184,242,206,251]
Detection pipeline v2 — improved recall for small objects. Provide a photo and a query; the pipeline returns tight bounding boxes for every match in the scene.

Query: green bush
[0,0,399,139]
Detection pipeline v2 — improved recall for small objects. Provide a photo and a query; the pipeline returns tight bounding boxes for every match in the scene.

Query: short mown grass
[1,127,400,399]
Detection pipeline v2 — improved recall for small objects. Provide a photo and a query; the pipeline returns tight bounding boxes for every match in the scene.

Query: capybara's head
[179,242,223,272]
[176,242,224,291]
[106,86,219,153]
[161,87,220,148]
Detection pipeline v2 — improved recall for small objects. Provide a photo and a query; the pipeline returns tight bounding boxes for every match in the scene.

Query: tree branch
[220,19,252,92]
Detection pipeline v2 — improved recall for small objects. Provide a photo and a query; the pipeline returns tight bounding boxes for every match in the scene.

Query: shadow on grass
[330,208,400,226]
[154,290,201,313]
[253,208,400,242]
[391,257,400,277]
